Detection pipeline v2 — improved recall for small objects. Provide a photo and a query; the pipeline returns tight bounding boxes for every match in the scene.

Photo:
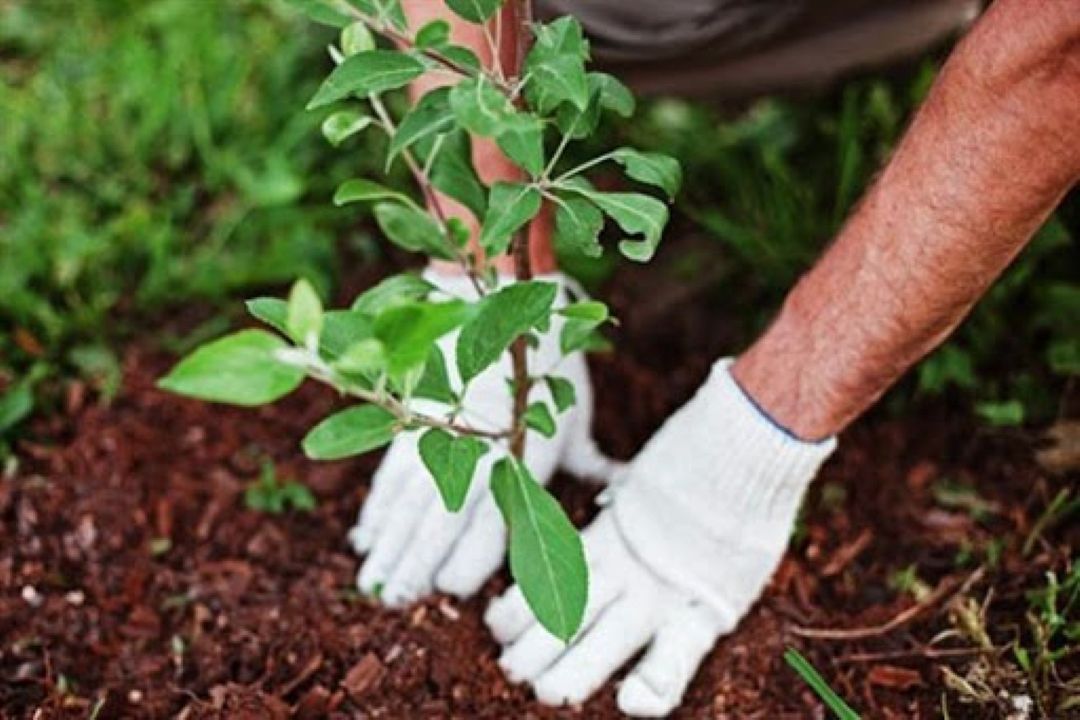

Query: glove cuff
[611,358,836,624]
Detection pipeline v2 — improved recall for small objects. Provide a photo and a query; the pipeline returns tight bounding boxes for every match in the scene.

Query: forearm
[734,0,1080,440]
[403,0,556,274]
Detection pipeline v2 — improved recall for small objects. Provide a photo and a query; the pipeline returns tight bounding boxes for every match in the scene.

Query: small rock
[21,585,43,608]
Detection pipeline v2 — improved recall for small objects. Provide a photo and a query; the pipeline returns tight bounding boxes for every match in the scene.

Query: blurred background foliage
[0,0,1076,447]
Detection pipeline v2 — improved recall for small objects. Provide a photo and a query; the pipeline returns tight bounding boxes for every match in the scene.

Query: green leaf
[287,279,324,348]
[479,182,542,256]
[418,429,489,511]
[334,178,423,212]
[375,300,471,377]
[445,0,503,23]
[441,45,482,73]
[334,338,385,376]
[388,87,455,165]
[0,380,34,435]
[340,21,376,55]
[612,148,682,199]
[449,76,515,137]
[524,17,589,113]
[351,274,434,315]
[559,300,608,323]
[559,301,610,355]
[584,191,669,263]
[321,110,374,147]
[496,113,545,177]
[414,345,456,403]
[592,72,635,117]
[281,482,317,511]
[307,50,426,110]
[348,0,407,30]
[976,400,1025,427]
[246,298,289,336]
[456,281,557,383]
[373,203,453,259]
[426,131,487,218]
[158,330,305,406]
[447,217,471,248]
[320,310,375,360]
[1048,337,1080,375]
[490,458,587,642]
[545,376,576,413]
[302,405,398,460]
[283,0,351,27]
[554,73,634,140]
[524,402,556,438]
[526,55,589,114]
[415,19,451,48]
[553,195,604,258]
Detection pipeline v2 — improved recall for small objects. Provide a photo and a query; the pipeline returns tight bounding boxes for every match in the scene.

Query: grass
[784,648,861,719]
[0,0,379,446]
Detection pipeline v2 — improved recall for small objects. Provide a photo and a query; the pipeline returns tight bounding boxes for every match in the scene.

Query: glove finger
[617,603,727,718]
[349,442,416,553]
[435,496,507,598]
[532,597,657,707]
[497,569,622,683]
[356,480,432,596]
[484,584,533,645]
[380,491,475,607]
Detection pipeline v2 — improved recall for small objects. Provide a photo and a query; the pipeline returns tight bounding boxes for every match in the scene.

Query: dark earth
[1,244,1077,719]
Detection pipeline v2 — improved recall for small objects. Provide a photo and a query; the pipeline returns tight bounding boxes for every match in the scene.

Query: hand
[348,268,617,607]
[486,359,836,716]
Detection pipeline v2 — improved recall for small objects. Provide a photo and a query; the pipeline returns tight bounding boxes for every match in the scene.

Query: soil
[1,249,1077,719]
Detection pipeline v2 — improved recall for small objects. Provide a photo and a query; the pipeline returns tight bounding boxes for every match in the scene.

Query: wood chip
[822,529,872,577]
[867,664,923,690]
[341,653,385,700]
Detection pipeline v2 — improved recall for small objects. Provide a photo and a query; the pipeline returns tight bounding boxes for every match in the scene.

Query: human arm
[734,0,1080,440]
[489,1,1080,715]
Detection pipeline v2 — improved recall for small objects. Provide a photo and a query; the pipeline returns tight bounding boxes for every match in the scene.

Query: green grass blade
[783,649,860,720]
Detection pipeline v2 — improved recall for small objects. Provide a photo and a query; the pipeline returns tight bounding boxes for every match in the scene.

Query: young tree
[159,0,679,641]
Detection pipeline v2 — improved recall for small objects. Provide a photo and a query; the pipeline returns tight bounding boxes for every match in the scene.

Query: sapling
[159,0,680,641]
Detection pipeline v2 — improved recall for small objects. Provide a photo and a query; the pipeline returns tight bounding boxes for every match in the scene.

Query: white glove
[348,268,617,607]
[486,359,836,717]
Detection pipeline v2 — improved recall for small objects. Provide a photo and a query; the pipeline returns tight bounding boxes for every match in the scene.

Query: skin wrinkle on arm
[733,0,1080,440]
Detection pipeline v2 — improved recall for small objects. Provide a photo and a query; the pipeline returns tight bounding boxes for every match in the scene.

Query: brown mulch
[1,253,1076,719]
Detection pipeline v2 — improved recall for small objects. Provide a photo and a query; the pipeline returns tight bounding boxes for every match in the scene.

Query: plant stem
[551,150,617,185]
[307,362,508,441]
[507,0,535,460]
[369,94,487,297]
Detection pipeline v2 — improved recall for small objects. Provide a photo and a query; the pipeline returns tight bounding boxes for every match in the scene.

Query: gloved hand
[486,359,836,717]
[348,267,617,607]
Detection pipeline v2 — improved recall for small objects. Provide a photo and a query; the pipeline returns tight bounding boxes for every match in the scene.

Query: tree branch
[368,94,487,297]
[507,0,535,460]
